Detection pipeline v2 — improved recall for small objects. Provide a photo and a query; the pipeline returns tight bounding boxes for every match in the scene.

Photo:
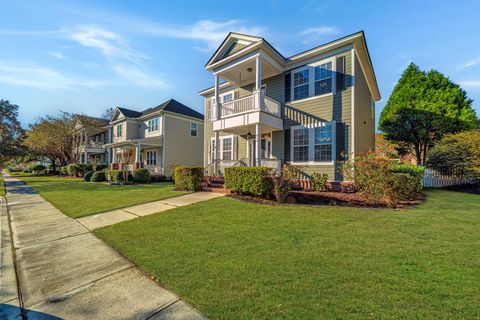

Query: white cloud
[142,19,265,51]
[113,64,169,89]
[0,60,105,90]
[302,0,332,12]
[67,25,149,63]
[299,26,340,44]
[48,51,64,59]
[462,56,480,68]
[460,80,480,89]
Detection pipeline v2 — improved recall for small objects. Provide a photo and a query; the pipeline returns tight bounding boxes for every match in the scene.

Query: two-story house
[199,31,380,181]
[106,99,204,176]
[73,115,110,164]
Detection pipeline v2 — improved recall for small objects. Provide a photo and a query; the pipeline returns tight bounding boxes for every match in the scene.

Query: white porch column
[214,131,220,174]
[255,124,261,167]
[255,54,262,110]
[214,74,220,120]
[135,144,141,163]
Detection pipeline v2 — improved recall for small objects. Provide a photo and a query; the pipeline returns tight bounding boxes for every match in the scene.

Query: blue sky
[1,0,480,129]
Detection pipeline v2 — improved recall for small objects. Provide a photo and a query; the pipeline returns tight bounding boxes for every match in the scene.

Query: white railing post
[214,74,220,120]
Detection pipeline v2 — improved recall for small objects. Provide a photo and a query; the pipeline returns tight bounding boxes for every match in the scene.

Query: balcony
[212,90,283,133]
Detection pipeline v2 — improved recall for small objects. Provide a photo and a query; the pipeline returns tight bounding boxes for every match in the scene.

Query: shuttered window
[336,56,345,90]
[284,73,291,102]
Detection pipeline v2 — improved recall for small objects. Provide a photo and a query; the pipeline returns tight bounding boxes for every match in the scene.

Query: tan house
[199,31,380,181]
[73,115,110,164]
[106,99,204,176]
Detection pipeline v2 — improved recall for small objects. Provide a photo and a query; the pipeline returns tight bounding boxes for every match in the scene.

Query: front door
[248,135,272,166]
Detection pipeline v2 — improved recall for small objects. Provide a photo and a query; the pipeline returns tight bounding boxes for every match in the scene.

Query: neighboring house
[106,99,204,176]
[73,115,110,164]
[199,31,380,181]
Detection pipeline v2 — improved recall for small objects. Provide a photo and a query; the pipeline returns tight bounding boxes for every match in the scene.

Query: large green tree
[0,100,24,163]
[379,63,479,165]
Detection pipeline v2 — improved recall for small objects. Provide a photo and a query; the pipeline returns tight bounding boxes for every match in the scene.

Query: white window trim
[116,124,123,137]
[290,122,336,165]
[290,56,337,103]
[146,150,157,166]
[209,135,234,161]
[190,122,198,137]
[147,117,159,133]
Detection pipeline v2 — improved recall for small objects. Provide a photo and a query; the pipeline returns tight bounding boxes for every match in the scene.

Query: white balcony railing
[213,90,281,120]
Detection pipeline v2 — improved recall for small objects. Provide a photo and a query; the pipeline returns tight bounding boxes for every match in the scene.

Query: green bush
[105,170,133,183]
[224,167,273,197]
[67,164,80,176]
[94,164,108,171]
[59,166,68,176]
[84,171,94,182]
[311,172,328,191]
[272,176,291,203]
[29,164,46,172]
[90,171,106,182]
[174,166,204,191]
[392,164,424,192]
[133,168,151,183]
[386,173,420,204]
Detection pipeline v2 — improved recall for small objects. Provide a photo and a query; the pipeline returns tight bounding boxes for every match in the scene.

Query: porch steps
[203,176,228,194]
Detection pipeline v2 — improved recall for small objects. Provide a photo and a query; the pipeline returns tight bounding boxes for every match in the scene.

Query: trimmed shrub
[59,166,68,176]
[174,166,204,191]
[84,171,94,182]
[386,173,421,204]
[76,164,93,176]
[67,164,80,176]
[29,164,46,174]
[311,172,328,191]
[224,167,273,197]
[105,170,133,183]
[133,168,151,183]
[94,164,108,171]
[392,164,424,192]
[90,171,106,182]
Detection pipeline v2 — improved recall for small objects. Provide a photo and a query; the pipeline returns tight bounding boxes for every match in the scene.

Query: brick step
[207,183,224,188]
[203,187,229,194]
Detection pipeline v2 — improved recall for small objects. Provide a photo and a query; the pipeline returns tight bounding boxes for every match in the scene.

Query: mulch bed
[228,191,425,209]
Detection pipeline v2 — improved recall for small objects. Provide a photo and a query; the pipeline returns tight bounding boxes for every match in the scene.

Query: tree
[427,130,480,176]
[379,63,479,165]
[0,100,25,162]
[102,107,115,120]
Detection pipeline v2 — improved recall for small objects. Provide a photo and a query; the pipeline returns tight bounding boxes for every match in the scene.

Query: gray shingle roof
[117,99,203,120]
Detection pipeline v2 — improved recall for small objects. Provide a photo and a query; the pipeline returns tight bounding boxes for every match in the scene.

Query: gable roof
[74,114,109,124]
[140,99,204,120]
[111,99,203,123]
[202,31,381,101]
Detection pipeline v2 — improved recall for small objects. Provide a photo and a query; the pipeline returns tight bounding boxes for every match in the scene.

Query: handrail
[220,95,254,117]
[218,93,281,119]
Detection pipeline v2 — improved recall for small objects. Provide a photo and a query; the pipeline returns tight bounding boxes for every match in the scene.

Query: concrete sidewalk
[77,192,223,231]
[2,175,207,320]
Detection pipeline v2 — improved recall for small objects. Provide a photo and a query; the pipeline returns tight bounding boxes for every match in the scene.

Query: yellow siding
[354,55,375,155]
[163,114,204,176]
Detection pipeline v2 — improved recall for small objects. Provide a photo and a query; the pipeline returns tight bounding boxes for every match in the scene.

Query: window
[293,69,309,100]
[148,117,159,132]
[190,122,198,136]
[223,93,233,103]
[284,73,291,102]
[261,138,272,159]
[222,138,232,160]
[146,150,157,165]
[116,124,122,137]
[336,56,346,90]
[314,124,333,162]
[314,62,333,95]
[293,128,309,162]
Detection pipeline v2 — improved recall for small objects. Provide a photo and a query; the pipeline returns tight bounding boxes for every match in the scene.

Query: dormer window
[116,124,122,137]
[148,117,159,132]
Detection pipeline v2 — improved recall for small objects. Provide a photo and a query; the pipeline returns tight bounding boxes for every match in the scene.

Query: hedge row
[60,163,108,177]
[224,167,273,197]
[174,166,204,191]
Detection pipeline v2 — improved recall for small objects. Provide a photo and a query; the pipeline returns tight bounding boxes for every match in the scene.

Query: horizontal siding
[354,55,375,155]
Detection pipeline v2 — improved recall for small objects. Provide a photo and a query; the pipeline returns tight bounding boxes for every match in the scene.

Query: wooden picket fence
[423,168,477,188]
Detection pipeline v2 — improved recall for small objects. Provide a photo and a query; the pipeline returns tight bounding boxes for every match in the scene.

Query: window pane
[223,138,232,160]
[314,62,332,81]
[223,94,233,103]
[293,128,309,146]
[294,84,309,100]
[294,146,309,162]
[314,78,332,95]
[315,144,332,162]
[314,125,332,144]
[293,69,309,100]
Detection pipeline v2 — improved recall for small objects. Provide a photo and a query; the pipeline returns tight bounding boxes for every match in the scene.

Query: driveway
[1,175,206,320]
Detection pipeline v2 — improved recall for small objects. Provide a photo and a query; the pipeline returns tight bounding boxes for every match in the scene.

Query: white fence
[423,168,477,188]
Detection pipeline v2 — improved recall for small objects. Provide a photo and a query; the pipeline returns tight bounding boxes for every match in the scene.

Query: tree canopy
[379,63,479,165]
[0,99,25,162]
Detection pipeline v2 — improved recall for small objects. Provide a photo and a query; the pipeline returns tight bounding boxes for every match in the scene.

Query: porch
[107,137,163,175]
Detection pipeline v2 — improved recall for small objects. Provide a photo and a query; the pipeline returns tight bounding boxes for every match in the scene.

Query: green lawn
[95,189,480,319]
[18,176,187,218]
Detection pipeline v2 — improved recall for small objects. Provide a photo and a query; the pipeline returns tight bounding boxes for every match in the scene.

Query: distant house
[106,99,204,176]
[73,115,110,164]
[199,31,380,180]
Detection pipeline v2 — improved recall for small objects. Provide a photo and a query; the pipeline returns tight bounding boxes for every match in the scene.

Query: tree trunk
[414,143,422,166]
